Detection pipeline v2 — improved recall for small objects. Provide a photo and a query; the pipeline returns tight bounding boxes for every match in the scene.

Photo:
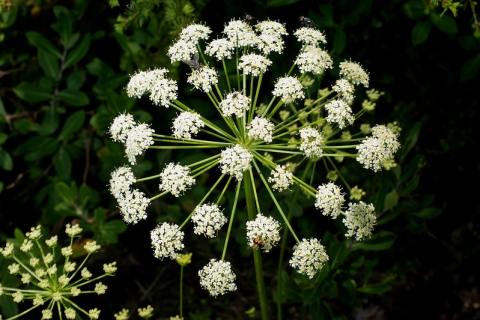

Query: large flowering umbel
[108,16,400,298]
[0,225,115,319]
[198,259,237,296]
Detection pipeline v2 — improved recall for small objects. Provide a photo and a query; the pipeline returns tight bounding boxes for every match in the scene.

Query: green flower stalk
[107,16,400,318]
[0,224,116,319]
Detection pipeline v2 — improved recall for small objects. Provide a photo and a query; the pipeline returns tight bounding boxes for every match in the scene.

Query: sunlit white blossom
[343,202,376,240]
[187,66,218,92]
[172,111,205,139]
[246,214,281,252]
[223,20,258,47]
[220,92,251,117]
[299,127,324,158]
[205,38,234,60]
[238,53,272,76]
[272,76,305,104]
[325,99,355,129]
[179,23,212,42]
[198,259,237,296]
[109,113,135,143]
[339,60,370,87]
[256,33,285,54]
[191,203,227,238]
[117,189,150,224]
[356,125,400,172]
[167,39,197,63]
[289,238,328,279]
[332,79,355,104]
[125,123,155,165]
[255,20,288,37]
[247,117,274,143]
[315,182,345,219]
[268,165,293,192]
[295,46,333,74]
[294,27,327,46]
[109,166,135,199]
[151,222,185,260]
[219,145,253,180]
[159,163,195,197]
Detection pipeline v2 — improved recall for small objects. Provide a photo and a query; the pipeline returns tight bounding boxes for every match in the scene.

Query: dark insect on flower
[182,52,201,71]
[244,13,256,23]
[232,91,239,99]
[251,237,264,249]
[299,16,316,28]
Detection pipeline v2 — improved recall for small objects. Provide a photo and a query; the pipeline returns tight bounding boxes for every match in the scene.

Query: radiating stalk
[244,171,269,320]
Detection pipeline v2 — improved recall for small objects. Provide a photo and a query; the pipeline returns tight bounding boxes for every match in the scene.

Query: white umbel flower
[295,46,333,74]
[247,117,274,143]
[117,189,150,224]
[246,214,281,252]
[159,163,195,197]
[205,38,234,60]
[172,111,205,139]
[109,113,135,143]
[256,33,285,54]
[299,127,324,158]
[255,20,288,37]
[179,23,212,42]
[332,79,355,104]
[356,125,400,172]
[223,20,258,47]
[198,259,237,296]
[339,61,370,87]
[149,76,178,107]
[109,166,136,199]
[187,66,218,92]
[125,123,155,165]
[219,145,253,180]
[167,39,197,63]
[151,222,185,260]
[191,203,227,238]
[238,54,272,76]
[294,27,327,46]
[315,182,345,219]
[289,238,328,279]
[268,165,293,192]
[272,76,305,104]
[325,99,355,129]
[220,92,251,117]
[343,202,376,240]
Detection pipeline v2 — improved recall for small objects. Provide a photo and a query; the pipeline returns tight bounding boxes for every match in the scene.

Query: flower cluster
[246,214,281,252]
[151,223,185,260]
[107,17,400,299]
[0,225,115,319]
[356,124,400,172]
[159,163,196,197]
[198,259,237,296]
[289,238,329,279]
[109,165,150,224]
[191,203,228,238]
[315,182,345,219]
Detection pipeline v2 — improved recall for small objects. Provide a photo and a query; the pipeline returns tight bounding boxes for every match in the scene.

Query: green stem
[276,160,313,320]
[244,170,269,320]
[180,265,184,318]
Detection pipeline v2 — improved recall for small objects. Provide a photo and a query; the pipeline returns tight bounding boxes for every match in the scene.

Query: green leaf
[56,181,76,204]
[0,133,7,145]
[103,219,128,234]
[383,191,399,211]
[266,0,299,7]
[404,1,428,19]
[64,33,91,69]
[53,150,72,178]
[57,89,89,106]
[52,6,73,45]
[329,242,348,269]
[79,184,92,208]
[0,148,13,171]
[0,97,6,118]
[38,50,59,79]
[59,110,86,140]
[431,13,457,34]
[460,54,480,81]
[400,176,420,196]
[26,31,62,59]
[377,208,401,225]
[413,207,442,219]
[93,207,107,224]
[333,28,346,54]
[67,71,86,90]
[13,83,52,103]
[24,137,59,161]
[411,20,432,45]
[34,106,59,136]
[358,283,392,294]
[400,122,421,161]
[351,231,397,251]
